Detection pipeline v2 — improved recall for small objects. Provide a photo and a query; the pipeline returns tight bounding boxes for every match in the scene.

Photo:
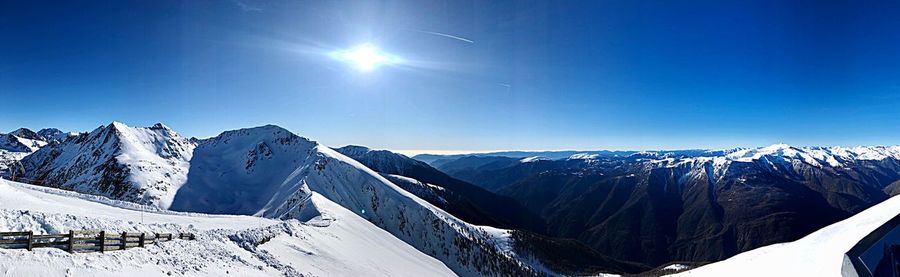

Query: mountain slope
[335,145,545,232]
[1,129,48,153]
[432,144,900,269]
[20,122,195,208]
[674,194,900,277]
[170,126,546,276]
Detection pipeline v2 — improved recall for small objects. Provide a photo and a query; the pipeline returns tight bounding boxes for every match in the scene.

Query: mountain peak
[105,121,130,132]
[150,122,172,130]
[36,128,63,138]
[761,143,794,151]
[336,145,372,156]
[22,121,195,208]
[9,128,41,140]
[226,124,292,135]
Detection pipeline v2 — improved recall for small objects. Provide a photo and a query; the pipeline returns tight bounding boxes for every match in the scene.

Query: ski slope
[0,178,455,276]
[673,194,900,277]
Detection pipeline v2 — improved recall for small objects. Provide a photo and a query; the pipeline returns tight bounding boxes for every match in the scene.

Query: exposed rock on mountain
[20,122,195,208]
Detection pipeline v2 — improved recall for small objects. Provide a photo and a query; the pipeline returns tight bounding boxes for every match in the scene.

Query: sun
[337,44,391,72]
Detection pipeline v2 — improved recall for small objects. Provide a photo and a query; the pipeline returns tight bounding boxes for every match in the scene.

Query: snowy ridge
[172,126,546,276]
[299,144,545,276]
[381,173,450,207]
[333,145,420,173]
[640,144,900,176]
[725,144,900,166]
[21,122,195,209]
[519,156,549,163]
[568,153,600,160]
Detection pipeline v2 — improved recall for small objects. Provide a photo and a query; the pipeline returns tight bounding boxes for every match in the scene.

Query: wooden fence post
[26,231,33,251]
[121,232,127,250]
[67,230,74,253]
[138,233,145,248]
[99,231,105,253]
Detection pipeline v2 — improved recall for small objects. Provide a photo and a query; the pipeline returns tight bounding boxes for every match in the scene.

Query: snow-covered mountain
[1,128,48,153]
[19,120,898,276]
[170,126,545,276]
[673,194,900,276]
[35,128,73,143]
[0,128,62,174]
[12,123,562,275]
[20,122,195,209]
[430,143,900,270]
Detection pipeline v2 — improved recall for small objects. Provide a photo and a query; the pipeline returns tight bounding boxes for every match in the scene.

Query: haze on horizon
[3,1,900,154]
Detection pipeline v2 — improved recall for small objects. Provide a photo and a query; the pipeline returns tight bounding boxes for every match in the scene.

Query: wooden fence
[0,230,195,253]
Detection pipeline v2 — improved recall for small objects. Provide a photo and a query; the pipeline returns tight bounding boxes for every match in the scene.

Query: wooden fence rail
[0,230,195,253]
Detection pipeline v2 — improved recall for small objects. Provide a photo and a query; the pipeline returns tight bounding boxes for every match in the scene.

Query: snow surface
[673,194,900,277]
[0,178,456,276]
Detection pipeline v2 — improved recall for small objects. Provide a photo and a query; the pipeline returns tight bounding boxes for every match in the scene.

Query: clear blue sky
[2,1,900,153]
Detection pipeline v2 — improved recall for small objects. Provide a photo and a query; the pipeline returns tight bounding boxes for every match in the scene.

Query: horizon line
[389,143,900,157]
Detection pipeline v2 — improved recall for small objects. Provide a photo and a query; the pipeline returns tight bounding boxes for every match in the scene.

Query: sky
[2,0,900,155]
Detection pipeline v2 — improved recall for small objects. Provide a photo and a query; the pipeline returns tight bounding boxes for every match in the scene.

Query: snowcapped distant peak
[720,143,900,168]
[568,153,599,160]
[36,128,71,143]
[9,128,41,140]
[727,143,796,160]
[520,156,549,163]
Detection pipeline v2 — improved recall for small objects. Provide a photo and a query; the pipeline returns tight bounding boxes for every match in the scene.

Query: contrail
[417,30,474,43]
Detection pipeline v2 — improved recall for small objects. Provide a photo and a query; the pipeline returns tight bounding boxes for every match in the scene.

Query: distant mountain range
[0,127,74,174]
[6,122,900,274]
[420,145,900,268]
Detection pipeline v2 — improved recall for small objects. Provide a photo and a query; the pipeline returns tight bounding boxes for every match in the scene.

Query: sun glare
[338,44,391,71]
